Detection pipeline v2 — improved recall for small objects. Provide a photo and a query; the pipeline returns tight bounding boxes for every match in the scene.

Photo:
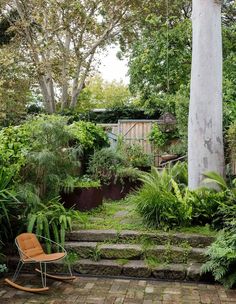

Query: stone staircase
[6,229,215,282]
[64,229,215,282]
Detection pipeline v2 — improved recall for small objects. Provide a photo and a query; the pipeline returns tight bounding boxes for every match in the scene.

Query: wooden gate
[118,120,159,154]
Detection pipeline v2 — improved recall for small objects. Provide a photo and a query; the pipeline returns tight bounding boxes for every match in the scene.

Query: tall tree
[2,0,148,113]
[188,0,224,189]
[77,75,131,111]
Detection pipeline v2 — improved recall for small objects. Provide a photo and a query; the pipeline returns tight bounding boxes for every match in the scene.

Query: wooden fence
[100,119,163,155]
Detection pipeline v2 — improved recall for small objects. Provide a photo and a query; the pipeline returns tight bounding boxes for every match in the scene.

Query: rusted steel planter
[61,187,103,211]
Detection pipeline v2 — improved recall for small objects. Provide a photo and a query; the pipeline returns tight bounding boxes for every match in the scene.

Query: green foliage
[115,167,141,184]
[0,115,106,249]
[0,264,7,273]
[0,45,31,126]
[67,121,109,150]
[27,197,81,252]
[213,201,236,231]
[202,228,236,288]
[144,256,161,269]
[168,140,187,156]
[203,172,228,190]
[88,147,142,185]
[129,16,192,98]
[62,175,101,194]
[78,106,161,124]
[21,115,81,199]
[0,168,21,244]
[227,122,236,159]
[148,124,166,151]
[116,139,152,168]
[128,2,236,136]
[88,148,125,184]
[129,163,191,229]
[88,245,101,262]
[77,75,132,111]
[0,124,31,176]
[128,165,236,230]
[189,189,226,226]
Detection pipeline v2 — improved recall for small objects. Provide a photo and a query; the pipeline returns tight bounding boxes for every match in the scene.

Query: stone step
[6,257,213,282]
[67,229,214,248]
[74,259,212,282]
[65,242,206,263]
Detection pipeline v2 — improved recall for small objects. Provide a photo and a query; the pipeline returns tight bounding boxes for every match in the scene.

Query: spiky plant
[128,163,191,229]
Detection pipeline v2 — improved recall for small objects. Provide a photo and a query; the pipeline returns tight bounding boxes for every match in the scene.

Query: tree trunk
[188,0,224,189]
[70,52,95,109]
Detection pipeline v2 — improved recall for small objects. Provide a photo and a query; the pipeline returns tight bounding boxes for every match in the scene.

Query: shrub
[0,124,31,177]
[201,171,236,229]
[116,140,152,168]
[67,121,109,150]
[202,227,236,288]
[148,124,166,152]
[62,175,101,194]
[26,197,81,252]
[22,115,81,199]
[168,140,187,156]
[0,168,21,244]
[227,122,236,159]
[88,147,142,185]
[88,148,125,184]
[189,189,227,226]
[130,163,191,229]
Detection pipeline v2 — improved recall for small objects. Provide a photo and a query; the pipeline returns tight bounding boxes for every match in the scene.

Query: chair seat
[23,252,65,263]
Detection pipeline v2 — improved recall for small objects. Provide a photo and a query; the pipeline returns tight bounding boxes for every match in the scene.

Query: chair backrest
[16,233,44,260]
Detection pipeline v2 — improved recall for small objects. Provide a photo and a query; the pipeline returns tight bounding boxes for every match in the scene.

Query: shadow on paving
[1,274,236,304]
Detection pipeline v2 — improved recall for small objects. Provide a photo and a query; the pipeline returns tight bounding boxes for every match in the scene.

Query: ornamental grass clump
[129,163,191,229]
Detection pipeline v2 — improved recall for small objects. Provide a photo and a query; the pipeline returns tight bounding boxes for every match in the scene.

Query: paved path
[1,275,236,304]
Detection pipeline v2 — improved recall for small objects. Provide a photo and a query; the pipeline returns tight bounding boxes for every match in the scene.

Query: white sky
[98,45,130,85]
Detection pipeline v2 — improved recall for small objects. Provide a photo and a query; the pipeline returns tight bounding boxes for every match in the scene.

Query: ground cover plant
[200,172,236,288]
[202,227,236,289]
[74,199,216,237]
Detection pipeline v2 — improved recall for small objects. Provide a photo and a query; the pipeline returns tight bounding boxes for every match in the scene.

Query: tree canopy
[127,0,236,131]
[0,0,156,113]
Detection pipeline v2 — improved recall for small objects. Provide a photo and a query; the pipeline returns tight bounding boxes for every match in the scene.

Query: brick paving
[1,275,236,304]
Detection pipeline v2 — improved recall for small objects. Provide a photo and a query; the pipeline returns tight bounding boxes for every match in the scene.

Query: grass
[144,256,161,269]
[73,199,146,231]
[73,199,217,237]
[116,259,129,266]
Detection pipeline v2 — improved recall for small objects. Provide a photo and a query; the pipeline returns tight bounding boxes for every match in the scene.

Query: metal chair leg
[67,263,73,277]
[12,260,23,282]
[39,262,47,288]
